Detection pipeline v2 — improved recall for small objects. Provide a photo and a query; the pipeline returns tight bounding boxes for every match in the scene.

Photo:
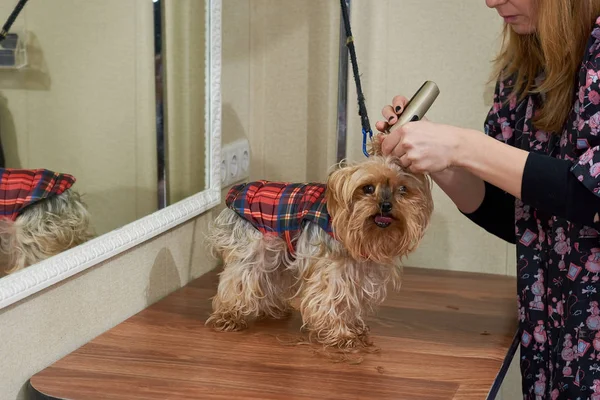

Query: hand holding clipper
[388,81,440,131]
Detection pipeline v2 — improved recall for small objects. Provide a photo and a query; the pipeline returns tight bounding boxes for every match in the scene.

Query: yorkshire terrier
[0,168,95,276]
[205,137,434,349]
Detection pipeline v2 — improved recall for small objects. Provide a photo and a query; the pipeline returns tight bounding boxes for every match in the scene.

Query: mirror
[0,0,221,306]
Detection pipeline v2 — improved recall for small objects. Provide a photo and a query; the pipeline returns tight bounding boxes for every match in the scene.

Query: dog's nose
[380,202,392,213]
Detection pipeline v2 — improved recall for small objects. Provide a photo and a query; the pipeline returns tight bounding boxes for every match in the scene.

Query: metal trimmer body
[389,81,440,130]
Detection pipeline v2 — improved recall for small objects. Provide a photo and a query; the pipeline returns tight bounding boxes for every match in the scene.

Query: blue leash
[339,0,373,158]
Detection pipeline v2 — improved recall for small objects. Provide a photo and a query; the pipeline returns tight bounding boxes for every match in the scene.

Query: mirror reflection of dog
[206,135,434,350]
[0,168,95,276]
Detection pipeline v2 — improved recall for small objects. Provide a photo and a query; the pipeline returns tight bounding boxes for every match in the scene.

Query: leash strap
[339,0,372,157]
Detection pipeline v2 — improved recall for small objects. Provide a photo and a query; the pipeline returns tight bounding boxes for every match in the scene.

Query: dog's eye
[398,186,407,194]
[362,185,375,195]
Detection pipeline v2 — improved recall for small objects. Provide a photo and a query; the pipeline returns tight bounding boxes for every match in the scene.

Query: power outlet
[221,138,250,188]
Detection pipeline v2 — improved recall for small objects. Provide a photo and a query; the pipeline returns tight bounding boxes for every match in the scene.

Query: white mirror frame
[0,0,222,310]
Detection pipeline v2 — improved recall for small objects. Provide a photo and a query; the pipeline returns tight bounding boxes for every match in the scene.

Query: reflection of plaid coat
[0,168,75,221]
[226,180,334,253]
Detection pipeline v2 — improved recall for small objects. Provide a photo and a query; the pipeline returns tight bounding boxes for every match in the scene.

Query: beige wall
[0,0,158,236]
[241,0,340,182]
[0,1,522,399]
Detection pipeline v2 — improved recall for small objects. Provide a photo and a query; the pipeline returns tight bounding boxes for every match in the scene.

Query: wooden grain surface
[30,266,518,400]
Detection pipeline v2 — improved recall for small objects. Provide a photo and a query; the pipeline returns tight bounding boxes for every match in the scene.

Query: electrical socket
[221,138,250,188]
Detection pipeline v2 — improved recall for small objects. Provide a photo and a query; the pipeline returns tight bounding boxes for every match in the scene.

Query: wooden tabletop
[30,266,518,400]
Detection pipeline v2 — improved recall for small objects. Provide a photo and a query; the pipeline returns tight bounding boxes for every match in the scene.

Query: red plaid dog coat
[226,180,334,253]
[0,168,75,221]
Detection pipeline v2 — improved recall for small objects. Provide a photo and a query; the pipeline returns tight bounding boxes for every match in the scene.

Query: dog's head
[325,139,433,264]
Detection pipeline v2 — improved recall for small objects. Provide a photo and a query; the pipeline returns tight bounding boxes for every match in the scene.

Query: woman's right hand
[375,94,486,214]
[375,95,409,133]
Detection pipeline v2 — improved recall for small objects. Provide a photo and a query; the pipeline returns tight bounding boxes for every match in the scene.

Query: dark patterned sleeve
[521,41,600,229]
[521,154,600,228]
[461,79,516,244]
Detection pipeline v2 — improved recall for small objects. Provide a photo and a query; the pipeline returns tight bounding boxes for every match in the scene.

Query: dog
[205,138,434,349]
[0,168,95,276]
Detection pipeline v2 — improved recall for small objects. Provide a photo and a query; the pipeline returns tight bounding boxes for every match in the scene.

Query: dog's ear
[325,163,360,212]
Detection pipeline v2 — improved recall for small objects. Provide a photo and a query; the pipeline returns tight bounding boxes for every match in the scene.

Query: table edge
[29,381,62,400]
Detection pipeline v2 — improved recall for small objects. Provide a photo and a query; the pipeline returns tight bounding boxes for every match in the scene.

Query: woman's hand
[376,95,527,199]
[374,95,410,132]
[375,96,469,174]
[380,120,467,173]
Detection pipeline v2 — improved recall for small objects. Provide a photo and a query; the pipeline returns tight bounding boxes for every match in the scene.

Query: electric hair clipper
[389,81,440,131]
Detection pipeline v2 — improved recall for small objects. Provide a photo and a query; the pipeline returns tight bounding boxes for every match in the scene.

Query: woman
[376,1,600,398]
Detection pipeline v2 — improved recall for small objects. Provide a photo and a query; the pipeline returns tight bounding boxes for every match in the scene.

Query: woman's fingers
[399,153,411,169]
[381,105,397,125]
[384,96,410,123]
[375,120,389,132]
[376,95,410,133]
[377,105,396,132]
[392,95,408,114]
[380,130,404,157]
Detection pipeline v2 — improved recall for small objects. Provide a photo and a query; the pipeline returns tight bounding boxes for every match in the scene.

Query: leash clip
[362,128,373,158]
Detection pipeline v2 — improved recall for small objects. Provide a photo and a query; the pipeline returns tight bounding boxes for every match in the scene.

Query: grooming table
[29,266,518,400]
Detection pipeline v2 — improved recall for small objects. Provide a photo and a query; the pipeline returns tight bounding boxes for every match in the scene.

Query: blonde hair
[493,0,600,133]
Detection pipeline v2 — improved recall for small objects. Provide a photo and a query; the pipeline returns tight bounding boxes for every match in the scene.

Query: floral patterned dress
[480,18,600,399]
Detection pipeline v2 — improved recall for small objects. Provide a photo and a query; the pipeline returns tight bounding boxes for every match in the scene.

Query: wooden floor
[30,266,518,400]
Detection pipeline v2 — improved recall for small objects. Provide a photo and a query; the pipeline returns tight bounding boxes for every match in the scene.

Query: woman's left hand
[379,120,469,174]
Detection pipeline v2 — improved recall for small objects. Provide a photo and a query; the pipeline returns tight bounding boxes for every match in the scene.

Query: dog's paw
[314,326,373,350]
[206,313,248,332]
[332,334,373,350]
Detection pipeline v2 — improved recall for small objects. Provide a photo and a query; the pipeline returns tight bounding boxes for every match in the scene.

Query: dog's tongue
[375,216,392,224]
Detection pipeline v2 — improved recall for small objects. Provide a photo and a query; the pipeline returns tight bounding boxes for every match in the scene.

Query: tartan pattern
[226,180,334,253]
[0,168,75,221]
